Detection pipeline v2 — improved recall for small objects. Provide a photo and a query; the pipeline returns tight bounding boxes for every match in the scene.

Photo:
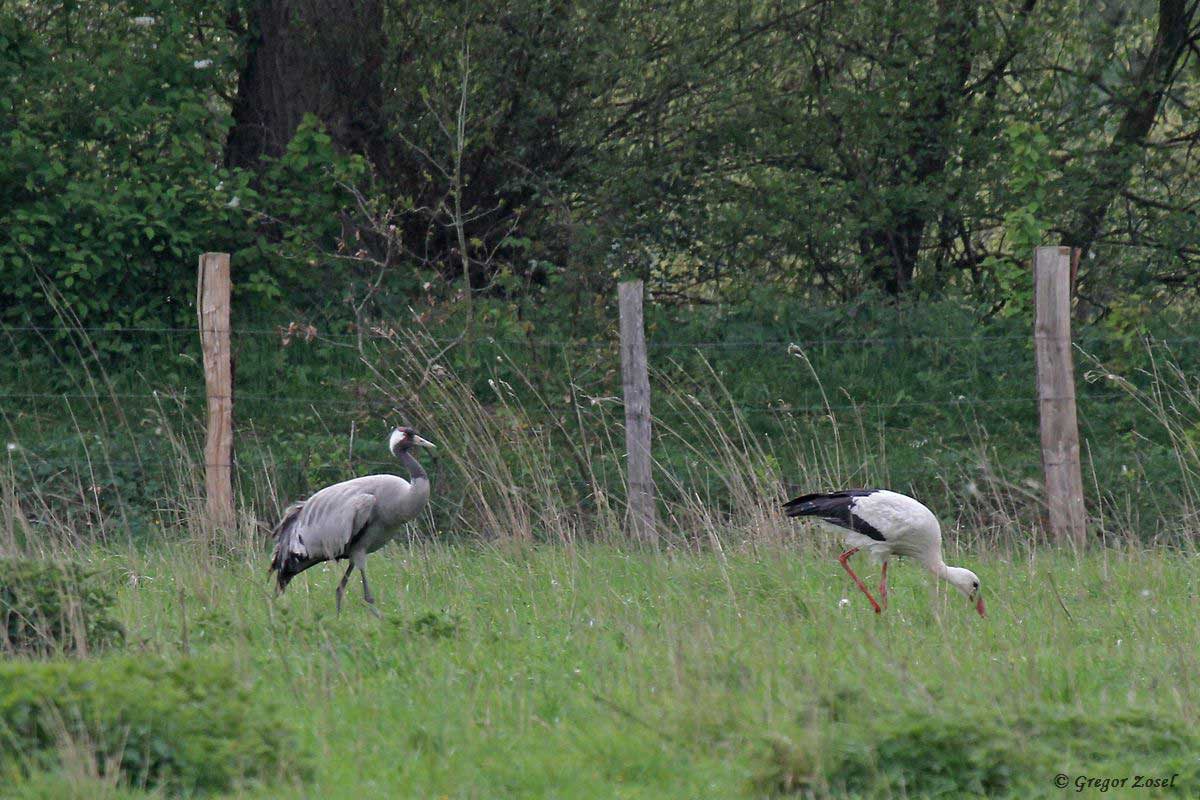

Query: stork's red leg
[838,547,882,614]
[879,560,889,610]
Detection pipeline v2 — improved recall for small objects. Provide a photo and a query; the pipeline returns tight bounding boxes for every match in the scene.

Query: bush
[0,559,124,656]
[0,656,309,794]
[758,704,1200,798]
[410,609,463,639]
[830,711,1026,797]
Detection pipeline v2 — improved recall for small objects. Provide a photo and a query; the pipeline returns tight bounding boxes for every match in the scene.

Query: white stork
[783,489,985,616]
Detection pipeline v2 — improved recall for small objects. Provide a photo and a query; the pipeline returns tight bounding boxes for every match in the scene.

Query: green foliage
[5,297,1199,546]
[0,3,244,333]
[2,770,152,800]
[2,0,1199,337]
[985,122,1054,316]
[0,559,123,656]
[759,705,1200,797]
[0,656,308,794]
[410,609,463,640]
[0,7,369,347]
[237,115,373,315]
[2,426,181,545]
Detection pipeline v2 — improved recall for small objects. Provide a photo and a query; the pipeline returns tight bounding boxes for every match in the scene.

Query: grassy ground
[7,541,1198,798]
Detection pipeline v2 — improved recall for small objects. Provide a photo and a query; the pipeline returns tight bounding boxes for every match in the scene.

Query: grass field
[4,540,1198,798]
[5,307,1200,797]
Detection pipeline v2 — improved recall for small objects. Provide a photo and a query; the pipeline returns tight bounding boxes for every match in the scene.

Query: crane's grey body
[269,427,433,615]
[283,473,429,559]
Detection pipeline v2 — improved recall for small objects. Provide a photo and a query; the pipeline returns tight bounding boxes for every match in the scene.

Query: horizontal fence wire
[1,316,1191,552]
[0,391,1048,410]
[8,323,1192,346]
[0,322,1170,448]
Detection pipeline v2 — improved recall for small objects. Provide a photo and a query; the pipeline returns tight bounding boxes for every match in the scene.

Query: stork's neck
[926,558,950,580]
[396,448,428,482]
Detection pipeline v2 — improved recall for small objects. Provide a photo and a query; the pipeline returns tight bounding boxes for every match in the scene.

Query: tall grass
[1082,343,1200,542]
[3,323,1200,558]
[351,332,902,551]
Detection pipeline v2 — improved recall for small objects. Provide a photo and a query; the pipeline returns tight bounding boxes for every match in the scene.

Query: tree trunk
[225,0,385,170]
[857,0,979,295]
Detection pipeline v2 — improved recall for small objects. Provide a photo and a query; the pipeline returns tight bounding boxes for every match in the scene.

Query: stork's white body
[827,490,942,566]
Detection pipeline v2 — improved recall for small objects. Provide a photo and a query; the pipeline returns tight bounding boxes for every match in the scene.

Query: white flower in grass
[5,442,16,452]
[1140,589,1152,599]
[226,196,240,209]
[193,59,214,69]
[132,16,155,27]
[838,598,850,609]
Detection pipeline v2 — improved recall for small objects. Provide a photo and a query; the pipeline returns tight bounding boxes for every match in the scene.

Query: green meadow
[3,542,1197,798]
[5,309,1200,798]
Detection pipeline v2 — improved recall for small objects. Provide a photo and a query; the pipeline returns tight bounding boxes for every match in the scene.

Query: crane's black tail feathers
[268,501,317,593]
[269,551,318,593]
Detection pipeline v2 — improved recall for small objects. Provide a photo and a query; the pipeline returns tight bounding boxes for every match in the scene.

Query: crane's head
[389,427,436,455]
[944,566,986,617]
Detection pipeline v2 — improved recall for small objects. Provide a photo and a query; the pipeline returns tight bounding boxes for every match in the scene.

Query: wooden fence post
[618,280,658,544]
[1034,246,1086,547]
[198,253,235,534]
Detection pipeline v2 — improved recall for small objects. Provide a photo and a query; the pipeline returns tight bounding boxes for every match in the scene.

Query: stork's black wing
[781,489,886,541]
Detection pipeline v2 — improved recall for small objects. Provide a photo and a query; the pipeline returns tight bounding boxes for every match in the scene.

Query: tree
[1060,0,1199,257]
[224,0,386,171]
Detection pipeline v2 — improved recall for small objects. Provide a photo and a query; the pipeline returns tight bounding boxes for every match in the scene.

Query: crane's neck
[396,448,428,483]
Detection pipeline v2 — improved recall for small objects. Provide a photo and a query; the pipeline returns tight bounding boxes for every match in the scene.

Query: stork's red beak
[975,596,986,617]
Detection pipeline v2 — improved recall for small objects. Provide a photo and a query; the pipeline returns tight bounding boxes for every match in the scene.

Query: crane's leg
[353,552,382,619]
[838,547,882,614]
[879,560,889,610]
[360,571,382,619]
[335,562,355,616]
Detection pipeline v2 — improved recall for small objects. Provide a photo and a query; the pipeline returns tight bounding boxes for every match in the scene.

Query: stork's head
[389,427,435,455]
[944,566,986,617]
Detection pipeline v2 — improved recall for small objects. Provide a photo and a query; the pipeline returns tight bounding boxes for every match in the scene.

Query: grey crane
[269,426,435,615]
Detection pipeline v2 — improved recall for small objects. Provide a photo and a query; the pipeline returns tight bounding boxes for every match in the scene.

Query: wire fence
[4,318,1198,545]
[0,320,1168,427]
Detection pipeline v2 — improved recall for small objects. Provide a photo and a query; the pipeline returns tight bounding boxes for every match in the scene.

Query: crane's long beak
[975,596,986,617]
[411,435,436,449]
